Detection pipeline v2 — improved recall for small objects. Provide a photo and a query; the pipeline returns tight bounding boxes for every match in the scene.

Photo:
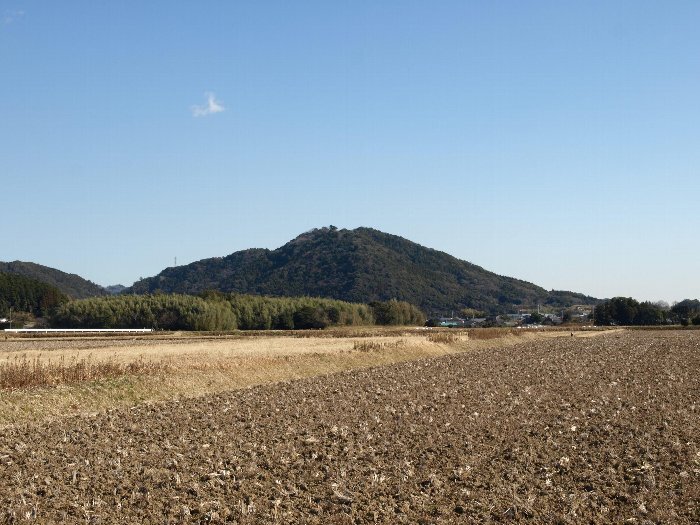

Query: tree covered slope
[127,227,596,314]
[0,272,69,316]
[0,261,108,299]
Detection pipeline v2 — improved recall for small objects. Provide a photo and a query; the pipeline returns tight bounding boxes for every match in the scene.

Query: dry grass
[0,354,169,390]
[0,327,615,427]
[468,327,522,339]
[467,327,568,339]
[424,327,529,343]
[0,339,456,426]
[0,333,426,367]
[430,330,472,344]
[352,339,407,352]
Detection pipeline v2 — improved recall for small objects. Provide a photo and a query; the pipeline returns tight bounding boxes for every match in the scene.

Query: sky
[2,1,699,303]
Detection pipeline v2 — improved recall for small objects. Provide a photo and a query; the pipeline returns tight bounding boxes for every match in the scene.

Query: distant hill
[0,272,69,317]
[126,227,597,314]
[0,261,108,299]
[104,284,126,295]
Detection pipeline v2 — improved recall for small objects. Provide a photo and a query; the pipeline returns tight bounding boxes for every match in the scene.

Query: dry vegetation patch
[0,354,168,390]
[0,330,503,424]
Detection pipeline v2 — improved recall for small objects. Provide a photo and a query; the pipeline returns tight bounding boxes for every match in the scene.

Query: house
[438,317,466,327]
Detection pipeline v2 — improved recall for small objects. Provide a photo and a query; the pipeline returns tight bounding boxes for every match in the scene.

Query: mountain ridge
[126,227,597,314]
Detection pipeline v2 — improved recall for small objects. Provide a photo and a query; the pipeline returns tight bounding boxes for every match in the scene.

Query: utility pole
[8,307,11,330]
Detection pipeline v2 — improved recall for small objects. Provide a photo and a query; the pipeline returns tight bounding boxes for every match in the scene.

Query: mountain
[0,261,108,299]
[104,284,127,295]
[126,227,597,314]
[0,272,69,317]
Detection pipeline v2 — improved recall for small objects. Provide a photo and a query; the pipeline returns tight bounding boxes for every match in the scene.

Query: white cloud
[2,10,25,25]
[191,92,225,117]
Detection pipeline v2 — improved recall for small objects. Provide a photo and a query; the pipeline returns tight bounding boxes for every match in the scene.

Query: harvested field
[0,330,698,523]
[0,329,532,424]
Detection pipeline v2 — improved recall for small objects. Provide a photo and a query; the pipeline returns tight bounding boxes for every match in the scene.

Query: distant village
[427,305,594,328]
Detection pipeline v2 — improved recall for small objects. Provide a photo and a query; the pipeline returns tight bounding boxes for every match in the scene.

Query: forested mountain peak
[126,226,597,314]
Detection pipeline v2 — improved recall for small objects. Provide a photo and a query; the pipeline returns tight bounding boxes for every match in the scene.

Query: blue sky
[2,1,698,303]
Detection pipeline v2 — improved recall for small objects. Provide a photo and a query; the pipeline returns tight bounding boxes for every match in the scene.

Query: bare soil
[0,330,698,523]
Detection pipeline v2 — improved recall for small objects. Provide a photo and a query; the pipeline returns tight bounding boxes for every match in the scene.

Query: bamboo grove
[49,293,425,331]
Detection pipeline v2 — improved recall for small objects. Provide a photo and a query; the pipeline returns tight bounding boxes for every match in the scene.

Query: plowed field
[1,330,698,523]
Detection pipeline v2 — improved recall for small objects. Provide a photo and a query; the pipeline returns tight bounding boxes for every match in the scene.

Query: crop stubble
[0,330,698,523]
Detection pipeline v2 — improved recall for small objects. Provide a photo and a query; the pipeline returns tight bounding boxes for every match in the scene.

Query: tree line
[48,292,425,331]
[593,297,700,326]
[50,293,236,331]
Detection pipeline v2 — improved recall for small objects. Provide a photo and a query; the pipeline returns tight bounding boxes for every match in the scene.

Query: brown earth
[0,330,698,523]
